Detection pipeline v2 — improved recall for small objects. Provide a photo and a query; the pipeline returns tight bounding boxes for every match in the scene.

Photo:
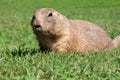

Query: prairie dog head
[31,8,69,36]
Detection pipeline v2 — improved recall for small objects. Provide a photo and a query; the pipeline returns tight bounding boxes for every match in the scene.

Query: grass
[0,0,120,79]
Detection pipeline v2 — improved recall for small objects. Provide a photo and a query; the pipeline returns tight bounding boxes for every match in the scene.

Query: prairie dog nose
[31,15,36,26]
[31,15,41,27]
[31,18,42,33]
[32,15,36,20]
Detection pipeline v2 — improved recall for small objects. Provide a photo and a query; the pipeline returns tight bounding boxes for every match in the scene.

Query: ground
[0,0,120,80]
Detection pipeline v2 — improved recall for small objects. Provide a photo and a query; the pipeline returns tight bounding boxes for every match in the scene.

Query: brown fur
[31,8,120,52]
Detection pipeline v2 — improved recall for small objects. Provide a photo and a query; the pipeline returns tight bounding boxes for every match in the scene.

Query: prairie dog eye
[48,13,53,17]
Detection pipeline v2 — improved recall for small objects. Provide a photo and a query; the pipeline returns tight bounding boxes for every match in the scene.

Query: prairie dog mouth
[34,25,41,28]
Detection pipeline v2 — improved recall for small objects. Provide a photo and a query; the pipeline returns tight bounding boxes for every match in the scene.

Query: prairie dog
[31,8,120,52]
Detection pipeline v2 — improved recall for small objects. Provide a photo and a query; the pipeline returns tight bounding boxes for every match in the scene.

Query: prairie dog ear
[56,12,67,20]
